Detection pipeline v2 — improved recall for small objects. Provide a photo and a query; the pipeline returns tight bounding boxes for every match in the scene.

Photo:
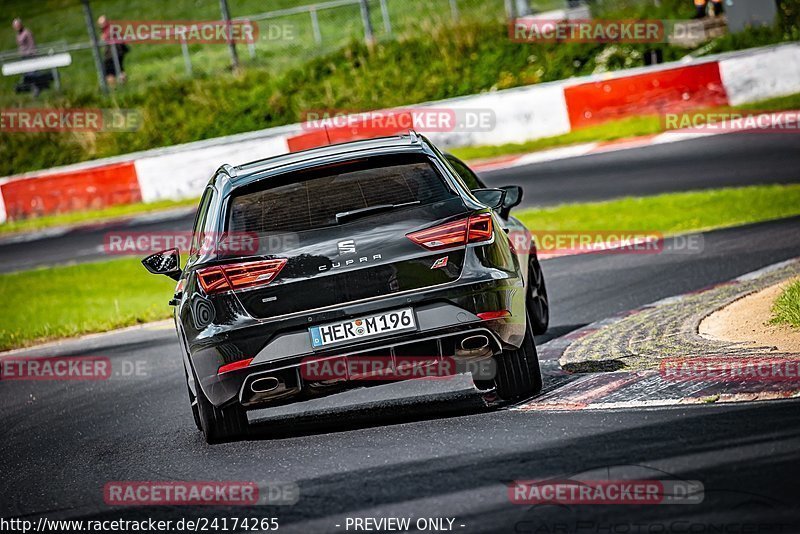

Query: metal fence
[0,0,572,97]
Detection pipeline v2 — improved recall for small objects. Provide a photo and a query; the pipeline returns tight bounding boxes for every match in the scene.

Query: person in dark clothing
[98,15,129,86]
[694,0,724,19]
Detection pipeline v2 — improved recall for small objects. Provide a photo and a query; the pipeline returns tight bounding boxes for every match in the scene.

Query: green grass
[452,92,800,161]
[11,0,791,99]
[0,197,198,235]
[2,183,799,351]
[0,0,513,98]
[770,279,800,328]
[6,0,787,99]
[0,257,177,351]
[515,184,800,233]
[737,92,800,112]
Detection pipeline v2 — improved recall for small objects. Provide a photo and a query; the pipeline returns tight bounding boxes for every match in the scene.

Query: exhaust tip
[250,376,280,393]
[460,335,490,352]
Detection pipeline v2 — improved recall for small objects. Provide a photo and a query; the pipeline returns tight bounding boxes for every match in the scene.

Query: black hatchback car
[143,131,549,442]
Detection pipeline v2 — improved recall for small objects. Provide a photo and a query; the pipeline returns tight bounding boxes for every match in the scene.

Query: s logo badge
[337,239,356,255]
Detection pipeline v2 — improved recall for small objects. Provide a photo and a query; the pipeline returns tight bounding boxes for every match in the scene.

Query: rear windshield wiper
[335,201,420,224]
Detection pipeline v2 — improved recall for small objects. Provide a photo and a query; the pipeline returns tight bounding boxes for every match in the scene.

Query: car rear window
[227,154,454,234]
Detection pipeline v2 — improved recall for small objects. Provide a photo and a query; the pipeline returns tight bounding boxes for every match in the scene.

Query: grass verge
[770,279,800,328]
[0,258,177,351]
[2,184,799,351]
[515,184,800,234]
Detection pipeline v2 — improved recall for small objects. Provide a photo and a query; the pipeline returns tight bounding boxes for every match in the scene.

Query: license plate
[309,308,416,349]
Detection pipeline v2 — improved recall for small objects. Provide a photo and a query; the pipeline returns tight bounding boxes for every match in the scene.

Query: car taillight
[197,259,287,294]
[467,213,493,242]
[407,213,494,250]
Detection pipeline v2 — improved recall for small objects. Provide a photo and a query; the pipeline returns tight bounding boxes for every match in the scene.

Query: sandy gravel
[700,278,800,353]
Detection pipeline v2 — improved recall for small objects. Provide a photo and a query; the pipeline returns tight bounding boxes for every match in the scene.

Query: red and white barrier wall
[1,42,798,224]
[0,162,141,222]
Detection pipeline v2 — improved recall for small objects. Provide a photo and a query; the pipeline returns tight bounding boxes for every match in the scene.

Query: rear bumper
[238,323,503,410]
[193,272,525,407]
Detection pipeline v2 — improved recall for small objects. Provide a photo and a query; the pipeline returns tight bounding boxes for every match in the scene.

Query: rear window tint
[227,154,453,233]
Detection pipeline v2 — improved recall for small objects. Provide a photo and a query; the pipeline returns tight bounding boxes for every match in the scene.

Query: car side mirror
[471,188,507,210]
[141,248,182,281]
[499,185,523,218]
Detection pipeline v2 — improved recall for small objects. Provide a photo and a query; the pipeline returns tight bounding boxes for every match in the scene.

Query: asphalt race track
[2,131,800,532]
[3,215,800,530]
[480,131,800,205]
[1,131,799,273]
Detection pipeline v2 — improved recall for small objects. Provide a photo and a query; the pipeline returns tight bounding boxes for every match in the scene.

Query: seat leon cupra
[143,131,549,442]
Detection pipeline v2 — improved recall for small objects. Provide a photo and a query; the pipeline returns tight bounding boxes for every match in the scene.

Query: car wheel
[194,378,249,444]
[494,315,543,401]
[527,259,549,335]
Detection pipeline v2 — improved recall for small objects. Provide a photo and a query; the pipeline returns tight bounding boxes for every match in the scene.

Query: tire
[195,378,249,444]
[494,315,543,401]
[527,259,549,335]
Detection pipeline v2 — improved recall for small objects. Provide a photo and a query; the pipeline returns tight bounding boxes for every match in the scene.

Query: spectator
[98,15,129,86]
[694,0,724,19]
[12,18,36,56]
[12,18,51,96]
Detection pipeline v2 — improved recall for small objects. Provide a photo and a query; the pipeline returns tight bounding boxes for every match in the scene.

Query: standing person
[11,18,36,57]
[12,18,36,56]
[12,18,47,96]
[98,15,129,86]
[694,0,707,19]
[693,0,724,19]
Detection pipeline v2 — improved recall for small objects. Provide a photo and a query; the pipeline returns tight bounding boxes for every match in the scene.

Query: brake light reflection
[218,358,254,375]
[477,310,511,321]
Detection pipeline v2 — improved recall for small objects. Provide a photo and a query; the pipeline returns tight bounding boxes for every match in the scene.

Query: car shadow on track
[229,324,586,443]
[244,381,491,441]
